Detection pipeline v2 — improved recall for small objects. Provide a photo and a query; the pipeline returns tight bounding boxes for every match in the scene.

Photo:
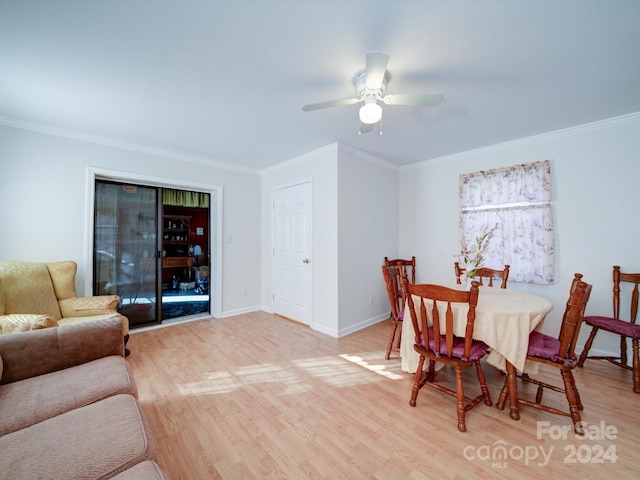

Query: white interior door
[273,181,312,325]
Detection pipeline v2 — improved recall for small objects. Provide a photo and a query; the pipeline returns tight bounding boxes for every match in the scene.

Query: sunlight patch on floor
[292,356,382,387]
[179,364,306,396]
[339,353,404,380]
[177,351,403,396]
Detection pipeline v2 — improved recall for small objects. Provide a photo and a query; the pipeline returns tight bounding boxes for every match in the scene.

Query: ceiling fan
[302,52,444,134]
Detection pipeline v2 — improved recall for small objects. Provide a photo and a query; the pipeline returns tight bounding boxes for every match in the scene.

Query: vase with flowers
[457,224,498,286]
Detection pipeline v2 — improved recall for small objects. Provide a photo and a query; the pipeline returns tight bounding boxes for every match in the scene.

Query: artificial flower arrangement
[457,224,498,279]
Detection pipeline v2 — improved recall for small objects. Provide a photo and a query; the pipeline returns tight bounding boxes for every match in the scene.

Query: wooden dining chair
[401,274,492,432]
[385,256,416,284]
[496,274,592,434]
[577,266,640,394]
[381,265,405,360]
[454,262,510,288]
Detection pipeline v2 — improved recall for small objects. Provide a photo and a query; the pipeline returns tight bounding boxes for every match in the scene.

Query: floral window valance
[459,160,554,285]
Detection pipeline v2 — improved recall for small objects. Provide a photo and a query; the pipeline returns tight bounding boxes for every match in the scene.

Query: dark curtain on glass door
[94,181,160,328]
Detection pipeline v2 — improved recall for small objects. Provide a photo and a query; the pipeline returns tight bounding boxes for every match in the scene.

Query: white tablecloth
[400,285,553,373]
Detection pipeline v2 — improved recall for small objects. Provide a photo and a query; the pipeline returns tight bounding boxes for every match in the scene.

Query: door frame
[85,167,223,319]
[271,178,313,326]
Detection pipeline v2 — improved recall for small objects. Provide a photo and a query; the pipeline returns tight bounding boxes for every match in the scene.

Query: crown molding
[0,115,258,175]
[5,110,638,176]
[400,111,640,172]
[259,143,339,176]
[260,141,400,176]
[336,143,399,171]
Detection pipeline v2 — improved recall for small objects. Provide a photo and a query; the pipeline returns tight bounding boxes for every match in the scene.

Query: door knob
[303,258,310,264]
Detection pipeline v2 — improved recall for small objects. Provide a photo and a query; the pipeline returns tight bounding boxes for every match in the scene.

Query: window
[459,160,554,284]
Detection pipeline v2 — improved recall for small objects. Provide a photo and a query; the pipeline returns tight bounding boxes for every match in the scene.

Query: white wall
[337,145,398,335]
[0,124,261,317]
[260,143,398,337]
[4,112,639,353]
[398,113,640,356]
[260,145,339,335]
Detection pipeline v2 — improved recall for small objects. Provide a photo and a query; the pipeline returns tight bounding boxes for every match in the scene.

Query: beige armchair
[0,260,129,352]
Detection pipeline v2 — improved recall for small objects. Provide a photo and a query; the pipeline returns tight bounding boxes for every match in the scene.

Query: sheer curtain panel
[459,160,554,284]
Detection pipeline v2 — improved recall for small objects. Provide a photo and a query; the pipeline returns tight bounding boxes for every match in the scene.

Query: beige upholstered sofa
[0,260,129,351]
[0,317,167,479]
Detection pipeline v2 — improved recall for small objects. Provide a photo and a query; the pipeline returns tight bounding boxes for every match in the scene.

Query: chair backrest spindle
[402,277,480,360]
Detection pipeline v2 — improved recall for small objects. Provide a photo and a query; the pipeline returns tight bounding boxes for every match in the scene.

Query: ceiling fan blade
[359,122,373,134]
[382,93,444,106]
[365,52,389,90]
[302,98,360,111]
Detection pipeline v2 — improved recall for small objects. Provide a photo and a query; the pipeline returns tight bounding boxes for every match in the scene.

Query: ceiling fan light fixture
[301,53,443,133]
[359,101,382,124]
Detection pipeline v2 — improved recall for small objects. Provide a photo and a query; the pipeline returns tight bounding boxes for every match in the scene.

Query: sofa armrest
[58,295,120,318]
[0,316,124,385]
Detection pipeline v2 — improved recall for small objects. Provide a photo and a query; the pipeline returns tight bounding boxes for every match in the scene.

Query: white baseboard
[221,305,262,318]
[336,313,389,338]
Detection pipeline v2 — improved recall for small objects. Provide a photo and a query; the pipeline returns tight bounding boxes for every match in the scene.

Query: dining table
[399,284,553,420]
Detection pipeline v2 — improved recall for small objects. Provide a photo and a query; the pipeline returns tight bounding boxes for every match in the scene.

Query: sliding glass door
[93,180,211,327]
[94,181,160,328]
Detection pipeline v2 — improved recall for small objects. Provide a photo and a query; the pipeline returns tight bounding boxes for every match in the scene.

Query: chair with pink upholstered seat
[401,275,492,432]
[578,265,640,394]
[496,274,592,434]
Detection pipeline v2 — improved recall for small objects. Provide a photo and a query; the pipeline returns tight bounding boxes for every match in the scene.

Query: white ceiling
[1,0,639,172]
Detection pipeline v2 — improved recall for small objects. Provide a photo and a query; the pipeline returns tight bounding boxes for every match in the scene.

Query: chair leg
[577,327,598,367]
[620,335,628,367]
[474,360,493,406]
[428,359,437,381]
[410,355,426,407]
[561,370,583,435]
[385,320,399,360]
[633,338,640,394]
[503,362,520,420]
[396,325,402,349]
[455,367,466,433]
[568,369,583,410]
[496,380,509,411]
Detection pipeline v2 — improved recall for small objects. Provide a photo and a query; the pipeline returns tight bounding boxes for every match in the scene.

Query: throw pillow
[0,314,58,334]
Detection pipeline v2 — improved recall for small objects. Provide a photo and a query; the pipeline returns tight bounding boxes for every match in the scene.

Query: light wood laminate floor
[127,312,639,479]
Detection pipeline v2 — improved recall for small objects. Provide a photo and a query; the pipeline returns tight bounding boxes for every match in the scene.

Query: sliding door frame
[85,167,223,319]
